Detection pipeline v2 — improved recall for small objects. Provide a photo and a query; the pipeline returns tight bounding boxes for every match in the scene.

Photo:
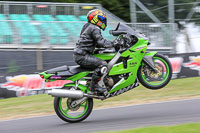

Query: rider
[73,9,114,94]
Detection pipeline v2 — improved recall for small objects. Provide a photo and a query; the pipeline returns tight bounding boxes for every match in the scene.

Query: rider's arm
[92,27,113,48]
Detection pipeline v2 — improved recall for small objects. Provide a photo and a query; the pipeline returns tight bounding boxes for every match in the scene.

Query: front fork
[142,52,157,72]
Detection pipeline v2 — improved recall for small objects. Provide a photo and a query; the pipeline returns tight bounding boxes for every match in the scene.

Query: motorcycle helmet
[87,9,107,30]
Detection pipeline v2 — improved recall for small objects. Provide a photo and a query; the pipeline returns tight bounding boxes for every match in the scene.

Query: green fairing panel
[120,50,132,57]
[109,58,138,75]
[66,71,90,81]
[109,73,137,93]
[94,53,115,60]
[109,50,145,76]
[144,51,157,56]
[39,72,53,79]
[108,38,149,92]
[129,38,148,52]
[108,52,144,92]
[64,83,88,92]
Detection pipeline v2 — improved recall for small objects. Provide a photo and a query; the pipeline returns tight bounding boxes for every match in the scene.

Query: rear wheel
[54,89,93,123]
[137,53,172,90]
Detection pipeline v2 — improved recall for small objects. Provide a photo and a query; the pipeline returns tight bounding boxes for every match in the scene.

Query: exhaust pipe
[48,89,105,100]
[48,89,84,98]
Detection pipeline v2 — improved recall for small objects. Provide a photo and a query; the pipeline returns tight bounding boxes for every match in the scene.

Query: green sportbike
[39,23,172,123]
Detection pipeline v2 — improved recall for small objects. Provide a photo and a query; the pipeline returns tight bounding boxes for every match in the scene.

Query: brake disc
[144,63,163,80]
[149,63,164,80]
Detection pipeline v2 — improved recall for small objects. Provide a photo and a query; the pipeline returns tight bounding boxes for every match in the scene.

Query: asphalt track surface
[1,98,200,133]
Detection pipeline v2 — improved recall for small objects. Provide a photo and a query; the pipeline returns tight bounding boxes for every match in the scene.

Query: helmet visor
[98,15,107,26]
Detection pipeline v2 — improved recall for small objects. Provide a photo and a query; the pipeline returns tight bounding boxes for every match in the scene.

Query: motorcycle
[39,23,172,123]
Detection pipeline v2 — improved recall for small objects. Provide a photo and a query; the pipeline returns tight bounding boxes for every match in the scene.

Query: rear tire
[54,97,93,123]
[137,53,172,90]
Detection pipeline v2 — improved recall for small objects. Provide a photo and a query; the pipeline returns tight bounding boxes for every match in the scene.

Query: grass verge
[0,77,200,120]
[99,123,200,133]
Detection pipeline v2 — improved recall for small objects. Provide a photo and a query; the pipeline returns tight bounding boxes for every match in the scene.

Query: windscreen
[114,23,149,40]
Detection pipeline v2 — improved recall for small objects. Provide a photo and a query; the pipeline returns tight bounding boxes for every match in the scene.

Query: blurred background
[0,0,199,52]
[0,0,200,98]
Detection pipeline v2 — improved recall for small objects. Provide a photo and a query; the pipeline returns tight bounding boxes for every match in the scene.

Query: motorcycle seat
[46,65,93,77]
[69,66,93,74]
[46,65,69,74]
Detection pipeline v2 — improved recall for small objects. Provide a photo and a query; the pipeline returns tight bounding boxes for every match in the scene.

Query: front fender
[142,52,158,72]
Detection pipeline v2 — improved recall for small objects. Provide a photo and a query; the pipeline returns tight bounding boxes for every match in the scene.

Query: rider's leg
[90,64,108,94]
[74,54,108,94]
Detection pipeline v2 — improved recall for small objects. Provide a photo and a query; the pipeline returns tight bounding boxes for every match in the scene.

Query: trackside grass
[99,123,200,133]
[0,77,200,120]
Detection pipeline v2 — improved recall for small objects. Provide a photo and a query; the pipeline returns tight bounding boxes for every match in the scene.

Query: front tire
[54,97,93,123]
[137,53,172,90]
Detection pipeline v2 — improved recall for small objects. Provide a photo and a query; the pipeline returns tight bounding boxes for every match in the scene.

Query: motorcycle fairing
[94,53,115,60]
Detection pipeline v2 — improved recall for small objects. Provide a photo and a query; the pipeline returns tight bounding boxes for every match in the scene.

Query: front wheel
[54,97,93,123]
[137,53,172,90]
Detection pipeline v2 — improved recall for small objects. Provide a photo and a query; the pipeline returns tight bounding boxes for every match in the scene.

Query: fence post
[74,4,79,16]
[51,4,56,16]
[28,3,33,16]
[36,43,43,71]
[4,3,9,15]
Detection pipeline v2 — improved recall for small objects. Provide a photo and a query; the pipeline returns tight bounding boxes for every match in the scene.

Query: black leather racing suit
[74,22,113,69]
[73,22,113,93]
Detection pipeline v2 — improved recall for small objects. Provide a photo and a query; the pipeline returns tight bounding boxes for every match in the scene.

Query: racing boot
[90,66,108,95]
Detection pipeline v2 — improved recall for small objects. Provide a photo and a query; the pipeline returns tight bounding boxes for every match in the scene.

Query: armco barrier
[0,51,200,99]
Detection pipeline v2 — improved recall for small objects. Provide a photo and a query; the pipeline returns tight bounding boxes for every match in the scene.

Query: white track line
[1,97,200,122]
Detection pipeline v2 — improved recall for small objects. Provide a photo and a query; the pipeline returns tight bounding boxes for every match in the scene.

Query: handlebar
[109,30,126,36]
